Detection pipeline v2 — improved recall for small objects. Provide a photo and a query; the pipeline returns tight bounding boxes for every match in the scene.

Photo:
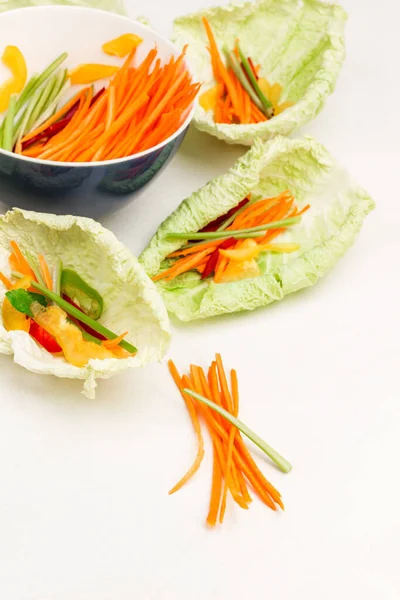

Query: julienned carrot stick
[207,445,223,527]
[152,248,213,282]
[102,331,128,349]
[9,241,36,280]
[236,434,283,509]
[168,361,205,495]
[208,362,224,425]
[189,390,279,510]
[219,366,239,523]
[168,356,287,525]
[195,391,276,509]
[145,49,186,116]
[198,400,248,513]
[62,125,104,162]
[109,45,136,97]
[78,92,150,162]
[0,272,13,289]
[127,70,188,154]
[20,45,197,163]
[38,94,108,160]
[93,88,116,160]
[199,362,246,514]
[167,240,221,258]
[192,364,247,512]
[21,143,46,157]
[8,253,20,273]
[38,254,53,291]
[202,17,241,117]
[192,364,247,515]
[117,49,158,116]
[214,255,229,283]
[232,196,282,226]
[215,353,233,411]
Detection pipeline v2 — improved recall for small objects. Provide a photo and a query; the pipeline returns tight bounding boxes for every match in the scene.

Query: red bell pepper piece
[201,237,237,280]
[29,321,62,353]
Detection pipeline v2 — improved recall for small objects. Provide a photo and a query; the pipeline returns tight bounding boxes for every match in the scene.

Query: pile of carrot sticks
[168,355,285,526]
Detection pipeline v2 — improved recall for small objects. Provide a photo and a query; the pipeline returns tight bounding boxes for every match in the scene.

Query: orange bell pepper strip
[102,33,143,57]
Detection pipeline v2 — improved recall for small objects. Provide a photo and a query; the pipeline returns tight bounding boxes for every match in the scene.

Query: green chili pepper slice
[60,269,104,320]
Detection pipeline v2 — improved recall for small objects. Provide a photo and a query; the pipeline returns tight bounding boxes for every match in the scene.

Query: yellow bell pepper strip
[199,83,222,112]
[2,276,32,333]
[218,250,261,283]
[220,242,300,262]
[102,33,143,58]
[68,64,120,85]
[31,303,114,368]
[258,78,294,116]
[0,46,27,113]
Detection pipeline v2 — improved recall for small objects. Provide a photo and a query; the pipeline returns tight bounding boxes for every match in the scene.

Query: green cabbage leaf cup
[0,210,170,397]
[173,0,347,145]
[140,136,374,321]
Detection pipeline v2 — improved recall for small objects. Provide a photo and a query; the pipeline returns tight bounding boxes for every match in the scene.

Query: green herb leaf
[5,289,47,317]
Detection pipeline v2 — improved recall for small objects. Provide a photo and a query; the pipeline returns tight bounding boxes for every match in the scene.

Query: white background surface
[1,1,399,599]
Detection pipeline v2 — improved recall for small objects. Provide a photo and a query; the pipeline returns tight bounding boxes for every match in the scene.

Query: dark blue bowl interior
[0,125,188,219]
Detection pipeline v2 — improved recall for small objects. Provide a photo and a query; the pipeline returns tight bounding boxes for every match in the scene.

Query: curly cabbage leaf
[173,0,347,145]
[0,209,170,397]
[140,136,374,321]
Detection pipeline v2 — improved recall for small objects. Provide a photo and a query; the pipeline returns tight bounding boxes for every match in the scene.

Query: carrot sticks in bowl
[0,37,199,162]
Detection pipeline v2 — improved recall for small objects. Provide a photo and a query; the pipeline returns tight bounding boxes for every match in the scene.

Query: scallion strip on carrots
[168,356,291,527]
[166,216,302,240]
[183,388,292,473]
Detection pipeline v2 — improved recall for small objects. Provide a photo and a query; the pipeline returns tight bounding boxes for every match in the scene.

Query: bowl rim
[0,6,197,169]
